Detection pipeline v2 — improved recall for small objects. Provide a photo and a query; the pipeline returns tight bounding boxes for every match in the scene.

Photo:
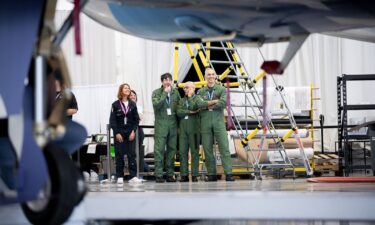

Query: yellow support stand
[248,70,266,88]
[173,43,179,82]
[226,42,246,76]
[223,82,240,88]
[178,81,207,89]
[186,44,205,81]
[281,127,296,142]
[218,66,233,81]
[205,42,211,61]
[226,41,234,48]
[254,70,266,82]
[241,125,262,147]
[177,83,185,88]
[194,80,207,86]
[194,43,209,68]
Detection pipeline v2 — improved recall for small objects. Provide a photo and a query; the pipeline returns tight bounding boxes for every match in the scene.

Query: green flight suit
[177,96,200,177]
[152,87,181,177]
[188,84,232,175]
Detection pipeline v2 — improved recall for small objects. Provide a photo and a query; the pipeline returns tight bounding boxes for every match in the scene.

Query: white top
[122,100,129,108]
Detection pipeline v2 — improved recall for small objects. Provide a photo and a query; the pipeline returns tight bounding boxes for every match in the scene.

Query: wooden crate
[313,153,339,172]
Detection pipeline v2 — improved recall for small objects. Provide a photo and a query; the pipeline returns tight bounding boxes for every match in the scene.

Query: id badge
[209,109,213,111]
[184,115,188,120]
[124,117,127,124]
[167,108,172,115]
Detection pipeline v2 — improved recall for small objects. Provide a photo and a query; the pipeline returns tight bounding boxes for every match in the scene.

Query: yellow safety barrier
[218,66,233,81]
[186,44,205,81]
[194,43,209,68]
[173,43,179,82]
[194,81,207,86]
[247,70,266,88]
[231,53,240,63]
[206,42,211,61]
[241,125,261,147]
[254,70,266,82]
[281,127,296,142]
[177,83,185,88]
[223,82,240,87]
[178,81,207,89]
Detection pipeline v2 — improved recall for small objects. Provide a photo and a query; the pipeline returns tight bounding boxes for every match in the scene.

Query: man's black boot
[205,175,217,182]
[225,174,235,182]
[166,176,176,182]
[180,176,189,182]
[191,176,198,182]
[155,177,165,183]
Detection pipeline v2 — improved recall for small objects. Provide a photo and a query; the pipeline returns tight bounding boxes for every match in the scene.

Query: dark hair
[160,72,172,82]
[117,83,131,100]
[130,90,137,101]
[54,70,63,82]
[53,70,65,90]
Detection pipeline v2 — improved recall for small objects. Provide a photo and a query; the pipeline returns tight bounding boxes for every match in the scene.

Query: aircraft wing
[83,0,375,43]
[324,27,375,43]
[82,0,375,73]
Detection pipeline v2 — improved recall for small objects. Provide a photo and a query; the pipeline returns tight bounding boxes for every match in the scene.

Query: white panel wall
[56,10,375,152]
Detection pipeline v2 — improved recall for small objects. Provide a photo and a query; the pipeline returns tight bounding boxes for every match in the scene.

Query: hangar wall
[55,10,375,152]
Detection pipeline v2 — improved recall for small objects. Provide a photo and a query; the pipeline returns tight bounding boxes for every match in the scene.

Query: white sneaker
[117,177,124,185]
[90,170,99,182]
[129,177,143,184]
[83,171,90,181]
[100,179,109,184]
[111,175,117,183]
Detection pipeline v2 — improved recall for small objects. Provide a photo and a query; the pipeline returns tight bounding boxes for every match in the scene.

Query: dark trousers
[114,134,137,178]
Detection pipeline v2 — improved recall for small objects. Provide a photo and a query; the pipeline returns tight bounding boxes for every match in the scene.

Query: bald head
[185,81,195,89]
[184,81,196,96]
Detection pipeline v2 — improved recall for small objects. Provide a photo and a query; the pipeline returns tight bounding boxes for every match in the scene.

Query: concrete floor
[2,178,375,225]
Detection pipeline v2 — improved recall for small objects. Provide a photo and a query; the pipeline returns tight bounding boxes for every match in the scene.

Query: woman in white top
[109,84,140,184]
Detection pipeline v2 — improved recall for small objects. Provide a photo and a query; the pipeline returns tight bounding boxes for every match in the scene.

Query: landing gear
[21,144,86,225]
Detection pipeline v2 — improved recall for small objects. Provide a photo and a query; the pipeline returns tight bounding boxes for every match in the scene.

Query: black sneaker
[180,176,189,182]
[205,175,217,182]
[192,176,198,182]
[155,177,165,183]
[166,176,176,182]
[225,174,235,182]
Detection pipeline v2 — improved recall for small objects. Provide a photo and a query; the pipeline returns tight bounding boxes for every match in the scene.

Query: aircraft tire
[21,144,80,225]
[74,168,87,205]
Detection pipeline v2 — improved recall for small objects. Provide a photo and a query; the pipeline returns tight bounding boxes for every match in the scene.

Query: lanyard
[185,98,189,108]
[207,89,214,100]
[119,100,129,116]
[55,92,62,100]
[166,93,171,106]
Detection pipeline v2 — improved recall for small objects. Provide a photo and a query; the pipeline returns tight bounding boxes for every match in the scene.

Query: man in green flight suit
[177,81,201,182]
[152,72,181,183]
[188,68,235,182]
